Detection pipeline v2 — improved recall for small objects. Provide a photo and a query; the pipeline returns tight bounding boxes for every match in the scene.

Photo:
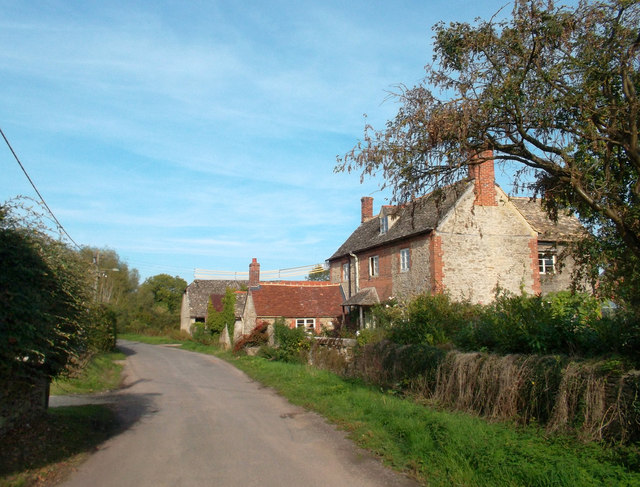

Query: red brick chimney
[361,196,374,223]
[469,149,497,206]
[249,258,260,288]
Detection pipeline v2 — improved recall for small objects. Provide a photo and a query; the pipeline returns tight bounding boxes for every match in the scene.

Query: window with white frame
[538,252,556,274]
[296,318,315,333]
[342,262,349,281]
[380,215,388,234]
[369,255,379,277]
[400,248,410,272]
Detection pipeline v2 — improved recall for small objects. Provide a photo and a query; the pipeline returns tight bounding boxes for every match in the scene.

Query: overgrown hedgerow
[376,290,639,364]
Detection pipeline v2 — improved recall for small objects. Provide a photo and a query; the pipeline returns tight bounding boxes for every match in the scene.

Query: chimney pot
[249,258,260,288]
[469,149,497,206]
[361,197,374,223]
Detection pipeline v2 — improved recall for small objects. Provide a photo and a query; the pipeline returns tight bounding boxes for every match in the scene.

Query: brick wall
[469,149,497,206]
[357,247,394,300]
[528,238,542,295]
[430,234,445,294]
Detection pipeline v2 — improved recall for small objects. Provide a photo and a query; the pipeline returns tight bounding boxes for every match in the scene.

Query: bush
[86,304,117,352]
[271,319,310,363]
[385,293,478,346]
[190,322,214,345]
[234,322,269,353]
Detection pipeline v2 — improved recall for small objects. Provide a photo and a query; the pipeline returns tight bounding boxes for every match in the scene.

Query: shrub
[386,293,478,346]
[86,304,117,352]
[233,322,269,353]
[272,318,310,363]
[190,322,214,345]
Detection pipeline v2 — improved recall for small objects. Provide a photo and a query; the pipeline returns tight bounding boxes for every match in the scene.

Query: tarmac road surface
[54,340,420,487]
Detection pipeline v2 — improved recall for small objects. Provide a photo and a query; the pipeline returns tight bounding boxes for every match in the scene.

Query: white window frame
[369,255,379,277]
[296,318,315,334]
[380,216,388,235]
[400,248,410,272]
[342,262,349,281]
[538,252,556,274]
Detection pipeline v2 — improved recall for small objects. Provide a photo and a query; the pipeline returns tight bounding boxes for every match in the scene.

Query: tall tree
[337,0,639,307]
[138,274,187,314]
[306,264,330,281]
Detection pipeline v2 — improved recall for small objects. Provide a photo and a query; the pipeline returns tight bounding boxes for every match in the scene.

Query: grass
[50,351,126,395]
[226,353,640,486]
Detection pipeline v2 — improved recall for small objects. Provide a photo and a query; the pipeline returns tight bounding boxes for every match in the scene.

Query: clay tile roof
[510,197,585,241]
[251,282,344,318]
[185,279,248,318]
[329,180,470,260]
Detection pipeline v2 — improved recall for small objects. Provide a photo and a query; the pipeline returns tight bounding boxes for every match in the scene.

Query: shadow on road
[116,342,137,357]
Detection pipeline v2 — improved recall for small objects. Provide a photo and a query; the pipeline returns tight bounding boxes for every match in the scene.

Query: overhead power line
[194,263,327,280]
[1,127,80,249]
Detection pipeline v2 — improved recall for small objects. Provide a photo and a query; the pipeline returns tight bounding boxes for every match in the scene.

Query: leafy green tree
[306,264,330,281]
[337,0,640,309]
[138,274,187,314]
[0,200,92,380]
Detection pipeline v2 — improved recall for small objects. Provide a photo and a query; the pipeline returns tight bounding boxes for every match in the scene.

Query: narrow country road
[54,340,419,487]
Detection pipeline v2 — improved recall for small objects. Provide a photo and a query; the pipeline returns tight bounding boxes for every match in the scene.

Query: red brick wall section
[529,238,542,295]
[361,196,374,223]
[469,149,497,206]
[357,248,393,300]
[430,234,445,293]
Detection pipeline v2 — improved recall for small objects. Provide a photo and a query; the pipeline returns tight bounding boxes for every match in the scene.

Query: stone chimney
[249,258,260,288]
[468,149,497,206]
[361,196,374,223]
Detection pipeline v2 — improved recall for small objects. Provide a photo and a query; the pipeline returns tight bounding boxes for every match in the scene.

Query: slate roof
[250,282,344,318]
[329,180,470,260]
[510,197,584,241]
[342,287,380,306]
[185,279,248,318]
[330,183,585,262]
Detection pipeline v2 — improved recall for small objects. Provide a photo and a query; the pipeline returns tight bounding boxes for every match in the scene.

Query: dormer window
[380,215,389,235]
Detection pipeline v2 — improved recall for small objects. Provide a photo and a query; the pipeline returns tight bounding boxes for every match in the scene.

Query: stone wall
[0,376,49,434]
[391,234,432,298]
[539,243,578,295]
[438,187,538,303]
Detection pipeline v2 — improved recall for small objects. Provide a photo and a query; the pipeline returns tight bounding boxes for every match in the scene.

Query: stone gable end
[436,185,539,303]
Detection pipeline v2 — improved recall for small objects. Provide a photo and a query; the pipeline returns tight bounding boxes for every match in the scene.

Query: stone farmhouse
[235,258,344,340]
[328,151,584,327]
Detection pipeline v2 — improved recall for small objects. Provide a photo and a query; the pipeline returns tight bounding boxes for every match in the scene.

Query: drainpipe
[350,252,362,330]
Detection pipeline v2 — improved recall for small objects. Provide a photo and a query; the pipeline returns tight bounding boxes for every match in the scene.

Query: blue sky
[1,0,516,283]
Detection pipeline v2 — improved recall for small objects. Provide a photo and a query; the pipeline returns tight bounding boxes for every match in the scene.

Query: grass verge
[0,405,118,487]
[227,353,640,486]
[50,351,126,395]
